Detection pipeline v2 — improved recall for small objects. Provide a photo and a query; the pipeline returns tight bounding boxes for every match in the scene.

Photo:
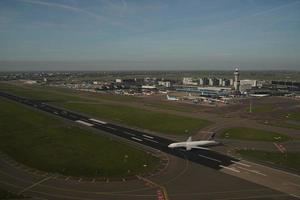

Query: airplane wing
[192,146,210,150]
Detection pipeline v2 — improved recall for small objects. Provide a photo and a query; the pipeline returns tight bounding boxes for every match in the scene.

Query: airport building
[199,77,209,86]
[183,77,198,85]
[176,86,231,97]
[239,80,258,93]
[233,68,240,91]
[209,78,219,86]
[158,81,171,88]
[240,79,257,87]
[218,78,223,86]
[222,79,231,87]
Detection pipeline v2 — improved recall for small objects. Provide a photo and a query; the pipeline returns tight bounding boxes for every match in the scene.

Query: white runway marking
[290,194,300,198]
[220,165,240,173]
[76,120,94,127]
[123,131,135,136]
[198,154,221,163]
[237,166,267,176]
[143,138,159,143]
[142,134,154,139]
[106,127,116,131]
[243,160,300,178]
[231,160,251,167]
[131,137,143,142]
[89,118,107,124]
[18,176,54,194]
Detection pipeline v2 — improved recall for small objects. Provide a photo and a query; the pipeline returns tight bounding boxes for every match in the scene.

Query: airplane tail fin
[209,132,216,140]
[187,136,192,142]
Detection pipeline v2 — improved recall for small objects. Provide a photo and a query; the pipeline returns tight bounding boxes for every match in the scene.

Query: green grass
[57,102,210,135]
[0,83,88,102]
[220,127,289,142]
[0,83,211,135]
[246,104,274,113]
[0,188,25,199]
[144,102,196,113]
[287,112,300,121]
[0,98,159,178]
[275,122,300,130]
[238,150,300,171]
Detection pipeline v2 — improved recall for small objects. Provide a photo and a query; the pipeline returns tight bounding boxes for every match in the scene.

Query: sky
[0,0,299,71]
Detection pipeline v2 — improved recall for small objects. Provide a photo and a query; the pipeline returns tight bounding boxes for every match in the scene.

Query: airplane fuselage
[168,140,218,149]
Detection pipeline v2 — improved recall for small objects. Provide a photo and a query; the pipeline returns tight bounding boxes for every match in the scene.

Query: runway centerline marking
[220,165,240,173]
[143,138,159,143]
[123,131,135,136]
[237,166,267,176]
[198,154,221,163]
[131,137,143,142]
[76,120,94,127]
[231,160,251,167]
[18,176,54,195]
[106,126,116,131]
[89,118,107,124]
[142,134,154,139]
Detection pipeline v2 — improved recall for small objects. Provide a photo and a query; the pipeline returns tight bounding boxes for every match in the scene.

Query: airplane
[166,95,179,101]
[168,135,220,151]
[249,94,270,97]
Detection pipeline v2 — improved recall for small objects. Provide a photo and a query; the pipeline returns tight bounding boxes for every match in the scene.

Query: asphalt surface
[0,91,238,171]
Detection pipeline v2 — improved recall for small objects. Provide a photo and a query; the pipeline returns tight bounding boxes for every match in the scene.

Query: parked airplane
[249,94,270,97]
[168,136,219,151]
[166,95,179,101]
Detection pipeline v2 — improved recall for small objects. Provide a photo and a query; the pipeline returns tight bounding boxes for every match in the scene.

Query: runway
[0,91,238,171]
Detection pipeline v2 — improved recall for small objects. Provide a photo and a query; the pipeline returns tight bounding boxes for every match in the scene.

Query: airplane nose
[168,144,174,148]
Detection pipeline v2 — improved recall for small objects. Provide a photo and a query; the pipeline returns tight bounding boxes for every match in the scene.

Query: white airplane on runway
[166,95,179,101]
[168,136,219,151]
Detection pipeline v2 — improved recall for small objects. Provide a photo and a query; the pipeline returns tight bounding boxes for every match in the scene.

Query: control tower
[234,67,240,91]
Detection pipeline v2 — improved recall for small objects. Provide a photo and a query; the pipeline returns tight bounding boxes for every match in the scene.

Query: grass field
[0,188,24,199]
[275,121,300,130]
[144,102,197,113]
[0,98,159,178]
[246,104,274,113]
[58,102,210,135]
[220,127,289,142]
[287,112,300,121]
[0,83,88,102]
[238,150,300,171]
[0,83,211,135]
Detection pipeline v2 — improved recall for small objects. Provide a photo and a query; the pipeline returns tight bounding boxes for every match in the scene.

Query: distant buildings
[183,77,198,85]
[158,81,171,88]
[209,78,219,86]
[199,77,209,86]
[115,79,122,83]
[222,79,231,87]
[240,80,257,87]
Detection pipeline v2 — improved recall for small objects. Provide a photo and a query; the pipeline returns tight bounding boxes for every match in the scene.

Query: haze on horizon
[0,0,299,71]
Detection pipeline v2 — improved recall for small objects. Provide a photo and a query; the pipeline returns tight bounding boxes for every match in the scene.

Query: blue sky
[0,0,299,71]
